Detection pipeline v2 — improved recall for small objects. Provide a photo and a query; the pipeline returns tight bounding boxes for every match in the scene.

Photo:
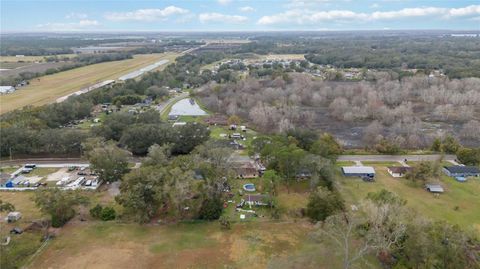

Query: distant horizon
[1,0,479,32]
[2,29,480,35]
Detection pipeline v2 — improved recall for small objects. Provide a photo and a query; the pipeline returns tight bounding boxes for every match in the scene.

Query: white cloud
[371,7,445,19]
[218,0,232,5]
[258,5,480,25]
[370,3,380,9]
[105,6,189,22]
[199,13,248,24]
[239,6,256,13]
[65,12,88,19]
[36,20,100,31]
[447,5,480,17]
[258,9,366,25]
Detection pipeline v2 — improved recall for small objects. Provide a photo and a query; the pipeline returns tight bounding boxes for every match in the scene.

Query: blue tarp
[5,181,14,188]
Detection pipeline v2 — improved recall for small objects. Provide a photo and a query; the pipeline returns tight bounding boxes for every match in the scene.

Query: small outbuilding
[0,86,16,94]
[341,166,375,178]
[425,184,444,193]
[7,212,22,222]
[387,166,412,178]
[443,166,480,178]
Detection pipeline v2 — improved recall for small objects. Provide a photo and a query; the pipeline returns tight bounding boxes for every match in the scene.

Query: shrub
[100,207,116,221]
[306,187,344,222]
[90,204,103,219]
[90,204,116,221]
[198,196,223,220]
[219,216,231,230]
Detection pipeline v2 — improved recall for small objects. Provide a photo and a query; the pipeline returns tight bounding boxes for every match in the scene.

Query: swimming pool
[243,183,255,192]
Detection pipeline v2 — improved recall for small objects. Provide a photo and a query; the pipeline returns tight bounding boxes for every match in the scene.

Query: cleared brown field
[0,53,179,114]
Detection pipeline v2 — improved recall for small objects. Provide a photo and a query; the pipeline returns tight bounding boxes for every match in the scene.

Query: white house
[387,166,412,178]
[0,86,16,94]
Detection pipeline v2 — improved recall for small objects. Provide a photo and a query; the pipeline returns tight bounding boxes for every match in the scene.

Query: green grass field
[337,164,480,231]
[0,53,179,114]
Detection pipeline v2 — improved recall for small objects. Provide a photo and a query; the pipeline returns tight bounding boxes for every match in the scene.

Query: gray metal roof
[342,166,375,174]
[425,184,444,193]
[444,166,480,174]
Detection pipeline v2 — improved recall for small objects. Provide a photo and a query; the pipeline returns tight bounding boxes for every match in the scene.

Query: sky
[1,0,480,32]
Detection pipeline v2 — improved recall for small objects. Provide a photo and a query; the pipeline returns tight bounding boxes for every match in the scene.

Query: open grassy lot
[26,220,316,269]
[0,53,179,114]
[337,164,480,231]
[0,166,21,174]
[0,192,46,268]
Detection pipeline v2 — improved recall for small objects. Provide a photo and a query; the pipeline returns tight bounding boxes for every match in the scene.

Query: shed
[341,166,375,178]
[7,212,22,222]
[425,184,444,193]
[387,166,412,178]
[443,166,480,178]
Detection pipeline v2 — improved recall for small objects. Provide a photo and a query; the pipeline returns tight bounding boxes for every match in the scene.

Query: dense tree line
[116,143,229,223]
[198,73,480,148]
[0,52,225,157]
[237,36,480,78]
[1,53,133,86]
[0,36,137,56]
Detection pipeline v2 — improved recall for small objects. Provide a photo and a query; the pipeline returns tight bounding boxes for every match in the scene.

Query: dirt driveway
[46,168,70,182]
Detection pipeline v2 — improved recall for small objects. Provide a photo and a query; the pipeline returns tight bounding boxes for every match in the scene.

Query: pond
[169,98,207,116]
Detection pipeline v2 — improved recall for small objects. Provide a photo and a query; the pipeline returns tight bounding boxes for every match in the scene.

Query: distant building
[0,86,15,94]
[443,166,480,178]
[341,166,375,178]
[387,166,412,178]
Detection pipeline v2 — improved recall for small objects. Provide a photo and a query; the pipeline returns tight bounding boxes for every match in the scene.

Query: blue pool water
[243,183,255,192]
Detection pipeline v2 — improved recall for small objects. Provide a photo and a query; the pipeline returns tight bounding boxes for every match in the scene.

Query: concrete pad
[46,168,70,182]
[24,176,42,184]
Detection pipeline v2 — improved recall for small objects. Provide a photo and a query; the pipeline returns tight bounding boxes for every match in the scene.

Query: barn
[341,166,375,178]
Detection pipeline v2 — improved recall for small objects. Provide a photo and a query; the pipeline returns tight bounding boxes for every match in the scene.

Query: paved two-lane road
[337,154,456,162]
